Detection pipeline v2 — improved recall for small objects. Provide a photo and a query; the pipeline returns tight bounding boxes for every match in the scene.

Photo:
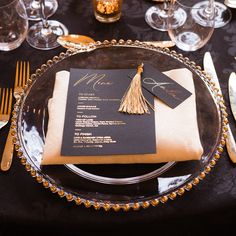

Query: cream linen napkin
[41,68,203,165]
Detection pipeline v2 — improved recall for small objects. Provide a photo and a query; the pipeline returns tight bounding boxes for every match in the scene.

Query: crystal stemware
[145,0,186,31]
[0,0,28,51]
[26,0,68,50]
[167,0,215,51]
[192,0,232,28]
[23,0,58,21]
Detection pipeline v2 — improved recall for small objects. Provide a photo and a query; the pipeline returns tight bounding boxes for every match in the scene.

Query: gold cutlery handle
[226,125,236,163]
[57,35,176,50]
[1,130,14,171]
[143,41,175,48]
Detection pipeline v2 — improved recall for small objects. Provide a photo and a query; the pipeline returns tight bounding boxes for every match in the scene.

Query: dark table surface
[0,0,236,235]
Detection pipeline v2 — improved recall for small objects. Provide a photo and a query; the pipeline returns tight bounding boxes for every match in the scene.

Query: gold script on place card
[143,77,183,102]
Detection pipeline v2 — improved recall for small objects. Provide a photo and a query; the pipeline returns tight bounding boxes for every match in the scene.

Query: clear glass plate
[12,40,226,211]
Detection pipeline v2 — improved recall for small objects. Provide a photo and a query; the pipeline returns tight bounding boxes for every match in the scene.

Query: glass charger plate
[12,40,226,211]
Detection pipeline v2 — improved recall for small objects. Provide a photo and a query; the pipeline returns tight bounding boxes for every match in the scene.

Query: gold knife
[1,130,14,171]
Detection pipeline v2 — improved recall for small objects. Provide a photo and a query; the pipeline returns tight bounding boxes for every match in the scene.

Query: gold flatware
[57,34,95,48]
[1,61,30,171]
[0,88,12,130]
[143,40,175,48]
[57,34,175,51]
[57,35,95,50]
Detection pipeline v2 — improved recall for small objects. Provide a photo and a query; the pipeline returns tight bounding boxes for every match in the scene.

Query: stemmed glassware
[167,0,215,51]
[145,0,187,31]
[23,0,58,21]
[192,0,232,28]
[26,0,68,50]
[145,0,231,33]
[0,0,28,51]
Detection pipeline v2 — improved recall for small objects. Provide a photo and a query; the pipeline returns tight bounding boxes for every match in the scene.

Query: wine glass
[0,0,28,51]
[145,0,186,31]
[192,0,232,28]
[26,0,68,50]
[167,0,215,51]
[23,0,58,21]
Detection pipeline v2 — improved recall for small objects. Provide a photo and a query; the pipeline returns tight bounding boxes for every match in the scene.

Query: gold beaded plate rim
[11,39,227,212]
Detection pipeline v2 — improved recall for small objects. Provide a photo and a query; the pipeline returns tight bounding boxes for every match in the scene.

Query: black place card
[61,68,156,156]
[130,64,192,109]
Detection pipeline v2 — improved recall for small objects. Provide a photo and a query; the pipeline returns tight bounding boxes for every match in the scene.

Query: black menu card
[61,68,156,156]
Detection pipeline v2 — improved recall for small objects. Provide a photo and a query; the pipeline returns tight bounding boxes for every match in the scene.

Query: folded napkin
[41,68,203,165]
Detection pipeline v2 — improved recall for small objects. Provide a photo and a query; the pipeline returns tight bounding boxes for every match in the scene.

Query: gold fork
[1,61,30,171]
[0,88,13,130]
[13,61,30,98]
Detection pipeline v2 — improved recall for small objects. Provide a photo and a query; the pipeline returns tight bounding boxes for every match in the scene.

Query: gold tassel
[118,63,153,115]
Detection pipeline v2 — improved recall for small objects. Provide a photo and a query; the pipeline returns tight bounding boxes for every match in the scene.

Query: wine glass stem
[158,0,169,18]
[205,0,214,16]
[39,0,52,35]
[163,0,168,10]
[31,0,41,10]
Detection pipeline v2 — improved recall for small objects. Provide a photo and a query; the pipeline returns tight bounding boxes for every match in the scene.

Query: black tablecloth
[0,0,236,234]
